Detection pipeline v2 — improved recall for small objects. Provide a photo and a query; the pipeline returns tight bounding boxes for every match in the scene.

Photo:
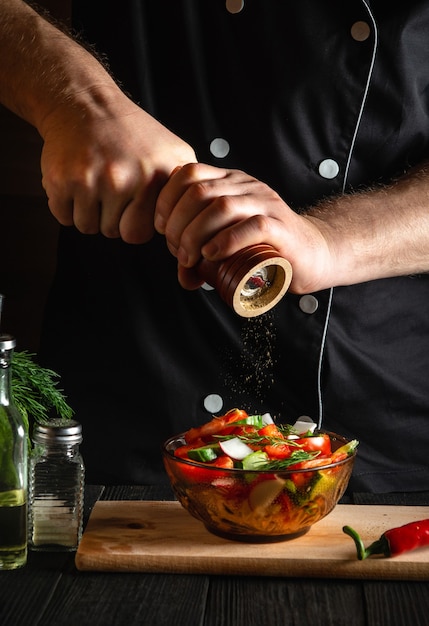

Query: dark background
[0,1,71,352]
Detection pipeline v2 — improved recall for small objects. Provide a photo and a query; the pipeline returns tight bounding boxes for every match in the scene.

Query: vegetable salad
[165,409,358,540]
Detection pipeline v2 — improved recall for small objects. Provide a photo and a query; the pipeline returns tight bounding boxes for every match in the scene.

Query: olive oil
[0,333,28,570]
[0,490,27,569]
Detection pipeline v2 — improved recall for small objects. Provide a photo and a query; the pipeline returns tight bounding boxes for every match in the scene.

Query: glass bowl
[162,431,356,543]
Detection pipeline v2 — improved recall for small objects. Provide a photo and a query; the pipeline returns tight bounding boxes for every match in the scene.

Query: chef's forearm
[304,163,429,286]
[0,0,119,135]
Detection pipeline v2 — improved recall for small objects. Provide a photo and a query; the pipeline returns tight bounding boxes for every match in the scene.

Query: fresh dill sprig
[276,423,303,437]
[214,431,302,448]
[259,450,320,471]
[11,351,74,430]
[212,431,322,470]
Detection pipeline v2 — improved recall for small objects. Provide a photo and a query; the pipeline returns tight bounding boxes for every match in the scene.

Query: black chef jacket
[40,0,429,492]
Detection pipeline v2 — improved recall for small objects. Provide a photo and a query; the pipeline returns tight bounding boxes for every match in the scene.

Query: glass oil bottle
[0,334,28,570]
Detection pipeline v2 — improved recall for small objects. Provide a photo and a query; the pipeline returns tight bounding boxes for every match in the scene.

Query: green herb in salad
[177,409,358,473]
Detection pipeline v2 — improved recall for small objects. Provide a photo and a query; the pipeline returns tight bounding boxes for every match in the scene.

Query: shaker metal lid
[0,334,16,350]
[33,419,82,444]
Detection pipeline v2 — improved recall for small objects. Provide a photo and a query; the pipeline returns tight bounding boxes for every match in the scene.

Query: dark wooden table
[1,486,429,626]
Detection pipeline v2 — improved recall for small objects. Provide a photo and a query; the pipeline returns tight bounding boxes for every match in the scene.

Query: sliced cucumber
[241,450,269,470]
[332,439,359,460]
[231,413,274,429]
[232,415,264,428]
[187,445,219,462]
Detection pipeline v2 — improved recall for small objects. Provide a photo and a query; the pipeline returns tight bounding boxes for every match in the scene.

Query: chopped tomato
[257,424,287,455]
[173,455,233,484]
[258,423,285,439]
[288,457,332,471]
[330,451,347,463]
[174,440,205,459]
[184,408,249,443]
[288,471,314,491]
[211,455,234,469]
[265,443,293,459]
[295,434,332,457]
[231,424,258,437]
[285,459,328,490]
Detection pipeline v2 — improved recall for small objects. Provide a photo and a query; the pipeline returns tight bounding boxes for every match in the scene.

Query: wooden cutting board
[75,501,429,580]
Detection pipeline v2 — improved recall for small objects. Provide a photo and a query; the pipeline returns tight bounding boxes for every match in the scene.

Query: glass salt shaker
[28,419,85,551]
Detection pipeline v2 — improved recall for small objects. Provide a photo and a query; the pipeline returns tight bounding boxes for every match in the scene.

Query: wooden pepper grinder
[196,244,293,317]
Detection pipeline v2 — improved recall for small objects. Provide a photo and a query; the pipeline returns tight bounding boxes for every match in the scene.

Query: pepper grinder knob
[196,244,293,317]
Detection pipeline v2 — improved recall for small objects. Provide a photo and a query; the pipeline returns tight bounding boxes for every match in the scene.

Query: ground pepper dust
[223,311,277,409]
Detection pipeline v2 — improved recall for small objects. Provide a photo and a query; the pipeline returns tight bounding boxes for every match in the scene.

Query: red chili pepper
[343,519,429,560]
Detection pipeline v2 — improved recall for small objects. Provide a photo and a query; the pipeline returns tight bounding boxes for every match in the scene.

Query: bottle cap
[33,419,82,444]
[0,334,16,350]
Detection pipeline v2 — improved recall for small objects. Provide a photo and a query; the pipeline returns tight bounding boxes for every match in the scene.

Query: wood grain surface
[75,501,429,580]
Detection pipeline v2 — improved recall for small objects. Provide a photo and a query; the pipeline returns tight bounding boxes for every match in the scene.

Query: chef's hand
[40,88,197,244]
[154,163,332,294]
